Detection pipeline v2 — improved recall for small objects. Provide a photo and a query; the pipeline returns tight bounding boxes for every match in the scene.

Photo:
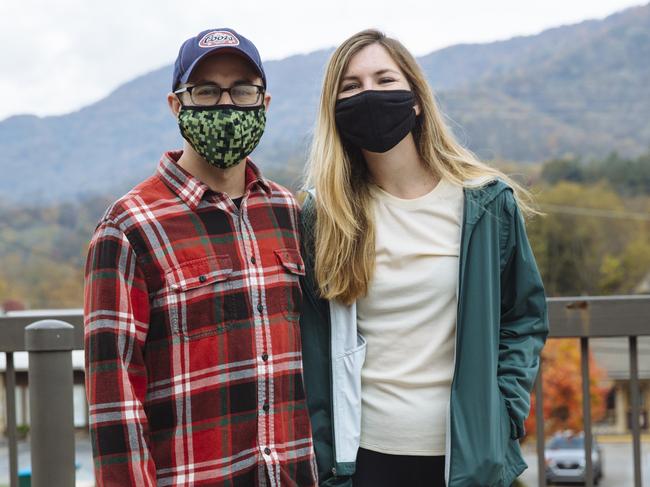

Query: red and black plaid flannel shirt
[84,151,317,487]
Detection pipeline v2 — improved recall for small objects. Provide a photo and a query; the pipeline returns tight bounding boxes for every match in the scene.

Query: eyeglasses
[174,83,265,107]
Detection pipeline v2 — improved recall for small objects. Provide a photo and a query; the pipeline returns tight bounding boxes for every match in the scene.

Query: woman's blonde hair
[303,29,535,304]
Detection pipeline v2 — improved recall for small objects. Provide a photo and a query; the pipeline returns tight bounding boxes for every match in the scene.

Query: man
[84,28,317,487]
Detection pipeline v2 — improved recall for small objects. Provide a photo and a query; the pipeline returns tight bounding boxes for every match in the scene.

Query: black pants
[352,447,446,487]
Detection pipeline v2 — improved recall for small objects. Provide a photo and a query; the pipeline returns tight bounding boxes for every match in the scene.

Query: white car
[545,432,604,485]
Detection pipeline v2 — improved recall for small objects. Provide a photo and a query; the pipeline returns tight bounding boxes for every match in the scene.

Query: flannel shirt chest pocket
[164,255,236,340]
[273,248,306,321]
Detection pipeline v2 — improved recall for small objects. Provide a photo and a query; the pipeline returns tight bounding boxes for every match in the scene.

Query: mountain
[1,4,648,203]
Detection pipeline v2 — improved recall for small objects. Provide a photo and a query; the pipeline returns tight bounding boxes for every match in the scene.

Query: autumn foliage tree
[524,339,609,440]
[526,181,650,296]
[2,298,26,312]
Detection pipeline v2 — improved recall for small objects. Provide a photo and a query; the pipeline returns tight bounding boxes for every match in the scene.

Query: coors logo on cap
[198,31,240,48]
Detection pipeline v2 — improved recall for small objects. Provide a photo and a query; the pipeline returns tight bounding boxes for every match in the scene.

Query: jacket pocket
[499,394,527,485]
[333,334,367,465]
[274,248,306,321]
[165,254,235,340]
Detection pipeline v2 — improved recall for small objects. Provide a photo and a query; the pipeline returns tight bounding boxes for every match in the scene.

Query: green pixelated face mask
[178,105,266,169]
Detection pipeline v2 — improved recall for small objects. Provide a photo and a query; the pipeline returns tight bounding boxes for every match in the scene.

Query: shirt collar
[243,157,272,195]
[157,151,271,210]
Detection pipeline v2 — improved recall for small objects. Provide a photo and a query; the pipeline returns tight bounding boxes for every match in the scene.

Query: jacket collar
[463,177,512,226]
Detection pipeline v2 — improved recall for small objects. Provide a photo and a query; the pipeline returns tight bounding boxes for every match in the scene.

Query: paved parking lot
[518,440,650,486]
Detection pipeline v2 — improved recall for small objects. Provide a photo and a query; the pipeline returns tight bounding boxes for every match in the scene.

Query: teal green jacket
[299,179,549,487]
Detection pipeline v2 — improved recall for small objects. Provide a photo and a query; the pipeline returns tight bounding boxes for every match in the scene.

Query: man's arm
[84,218,157,486]
[498,191,550,440]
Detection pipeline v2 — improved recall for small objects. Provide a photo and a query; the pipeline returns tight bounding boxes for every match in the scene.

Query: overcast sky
[0,0,643,121]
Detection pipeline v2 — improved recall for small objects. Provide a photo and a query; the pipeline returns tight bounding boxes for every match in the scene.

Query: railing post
[629,336,643,487]
[25,320,75,487]
[5,352,19,487]
[535,368,546,487]
[580,337,594,487]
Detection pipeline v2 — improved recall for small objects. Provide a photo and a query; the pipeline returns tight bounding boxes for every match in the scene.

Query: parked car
[545,431,604,485]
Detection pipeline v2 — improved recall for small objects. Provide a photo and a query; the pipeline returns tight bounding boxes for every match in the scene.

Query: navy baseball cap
[172,28,266,90]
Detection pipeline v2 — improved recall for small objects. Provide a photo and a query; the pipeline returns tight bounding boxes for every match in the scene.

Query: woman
[298,29,548,487]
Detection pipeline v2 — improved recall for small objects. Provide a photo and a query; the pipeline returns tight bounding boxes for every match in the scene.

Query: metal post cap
[25,320,75,351]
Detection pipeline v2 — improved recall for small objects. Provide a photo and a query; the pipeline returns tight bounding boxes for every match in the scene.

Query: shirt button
[251,256,256,264]
[198,275,207,283]
[264,447,271,456]
[261,353,269,361]
[263,403,270,413]
[257,303,264,313]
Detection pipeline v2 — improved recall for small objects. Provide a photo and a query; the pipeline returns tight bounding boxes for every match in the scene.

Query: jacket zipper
[445,180,498,485]
[445,190,469,486]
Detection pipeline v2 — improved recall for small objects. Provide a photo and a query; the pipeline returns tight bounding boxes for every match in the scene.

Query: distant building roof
[589,337,650,380]
[0,351,85,371]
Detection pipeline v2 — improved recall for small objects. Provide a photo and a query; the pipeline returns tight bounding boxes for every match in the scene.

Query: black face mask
[334,90,417,153]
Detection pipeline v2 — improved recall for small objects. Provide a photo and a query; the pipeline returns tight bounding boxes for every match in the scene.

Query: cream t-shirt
[357,178,464,455]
